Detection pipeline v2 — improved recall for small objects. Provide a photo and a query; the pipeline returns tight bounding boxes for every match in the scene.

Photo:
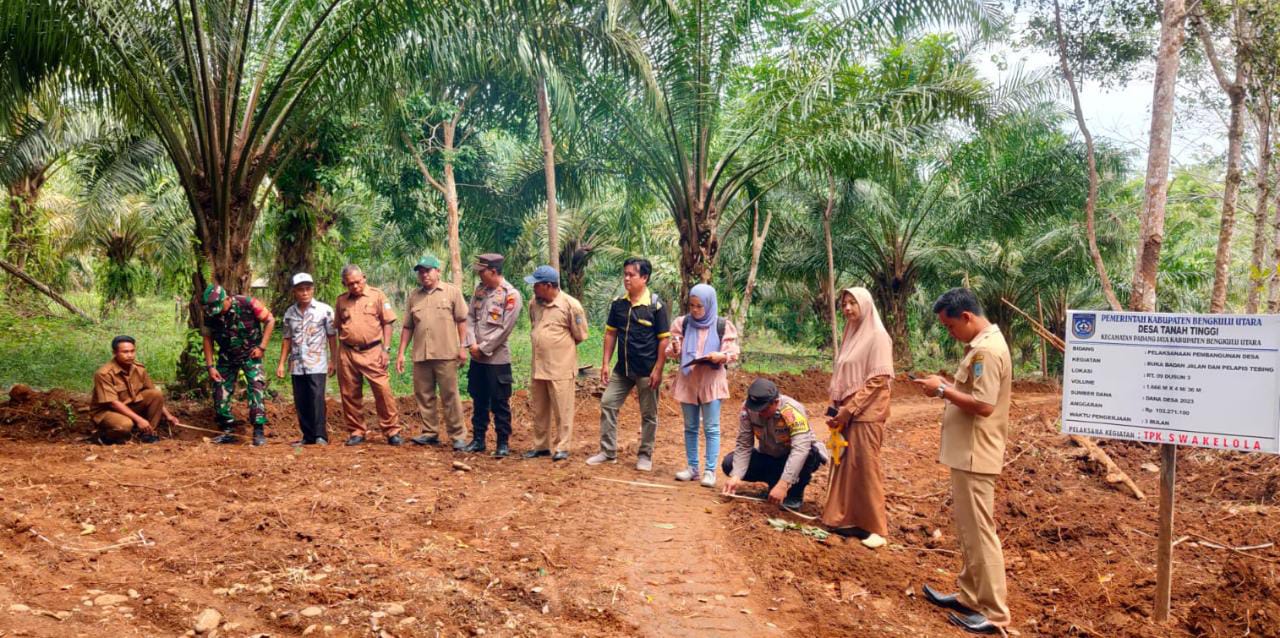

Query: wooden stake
[1037,293,1048,378]
[1154,443,1176,622]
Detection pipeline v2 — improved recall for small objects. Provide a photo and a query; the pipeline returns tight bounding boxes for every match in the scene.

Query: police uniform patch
[781,406,810,436]
[489,311,500,322]
[505,294,517,310]
[973,353,985,379]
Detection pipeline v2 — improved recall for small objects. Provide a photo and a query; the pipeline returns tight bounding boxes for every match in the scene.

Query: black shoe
[832,526,871,540]
[217,421,236,434]
[462,439,485,454]
[523,449,552,459]
[345,435,365,446]
[552,451,569,462]
[252,429,266,447]
[492,442,510,458]
[781,496,804,510]
[138,433,160,444]
[412,435,440,446]
[213,433,238,445]
[387,435,404,446]
[922,585,978,615]
[947,611,1000,635]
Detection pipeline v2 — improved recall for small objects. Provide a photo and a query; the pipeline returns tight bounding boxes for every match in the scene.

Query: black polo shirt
[605,289,671,377]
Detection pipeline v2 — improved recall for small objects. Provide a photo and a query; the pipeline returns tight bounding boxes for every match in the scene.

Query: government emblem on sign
[1072,313,1096,339]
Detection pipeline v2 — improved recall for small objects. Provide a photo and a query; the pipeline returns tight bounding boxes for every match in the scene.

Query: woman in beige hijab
[822,287,894,548]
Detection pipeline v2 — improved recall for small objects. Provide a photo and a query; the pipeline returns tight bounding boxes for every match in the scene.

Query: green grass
[0,295,826,399]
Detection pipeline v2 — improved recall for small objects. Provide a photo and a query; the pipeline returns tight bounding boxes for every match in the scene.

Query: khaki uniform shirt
[732,395,830,485]
[940,324,1013,474]
[335,286,397,348]
[465,279,522,365]
[403,282,468,361]
[530,291,588,380]
[90,360,156,418]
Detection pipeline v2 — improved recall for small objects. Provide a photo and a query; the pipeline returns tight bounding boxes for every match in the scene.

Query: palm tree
[0,89,149,303]
[601,0,1002,301]
[8,0,452,295]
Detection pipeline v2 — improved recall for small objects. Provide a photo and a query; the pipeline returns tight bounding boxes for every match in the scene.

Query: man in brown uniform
[334,264,402,446]
[396,255,469,451]
[462,253,522,457]
[914,287,1013,635]
[523,265,588,461]
[90,335,182,444]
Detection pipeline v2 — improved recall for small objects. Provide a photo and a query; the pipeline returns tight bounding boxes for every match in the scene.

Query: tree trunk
[1038,293,1048,378]
[1247,96,1272,313]
[0,255,93,321]
[823,172,839,356]
[1267,181,1280,312]
[1054,0,1122,311]
[1130,0,1188,312]
[736,202,772,341]
[6,176,44,301]
[872,279,913,369]
[1199,7,1248,314]
[442,120,463,286]
[270,206,316,317]
[677,208,721,305]
[536,79,560,272]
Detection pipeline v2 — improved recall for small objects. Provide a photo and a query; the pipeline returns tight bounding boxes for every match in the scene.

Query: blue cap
[523,265,560,285]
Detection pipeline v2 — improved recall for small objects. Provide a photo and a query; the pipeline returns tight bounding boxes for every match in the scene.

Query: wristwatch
[935,383,948,399]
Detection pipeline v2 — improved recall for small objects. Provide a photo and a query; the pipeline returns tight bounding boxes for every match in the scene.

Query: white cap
[291,272,314,287]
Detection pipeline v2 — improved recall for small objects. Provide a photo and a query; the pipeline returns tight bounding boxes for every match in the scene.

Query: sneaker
[781,495,803,510]
[700,471,717,488]
[674,468,700,481]
[313,437,328,446]
[636,455,653,472]
[252,430,266,447]
[861,533,887,549]
[585,452,616,466]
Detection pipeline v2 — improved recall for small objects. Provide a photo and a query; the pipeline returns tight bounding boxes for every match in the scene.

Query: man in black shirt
[586,258,671,471]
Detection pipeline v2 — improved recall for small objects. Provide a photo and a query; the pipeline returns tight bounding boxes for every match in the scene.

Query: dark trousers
[468,362,512,442]
[721,448,825,499]
[292,373,328,443]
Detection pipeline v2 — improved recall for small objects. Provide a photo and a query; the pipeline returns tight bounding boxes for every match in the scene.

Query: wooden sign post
[1060,310,1280,621]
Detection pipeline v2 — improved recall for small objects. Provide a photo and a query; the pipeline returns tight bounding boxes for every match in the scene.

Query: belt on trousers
[344,340,382,352]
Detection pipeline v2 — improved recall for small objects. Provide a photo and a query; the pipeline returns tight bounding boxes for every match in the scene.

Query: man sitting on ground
[90,335,183,444]
[721,378,828,509]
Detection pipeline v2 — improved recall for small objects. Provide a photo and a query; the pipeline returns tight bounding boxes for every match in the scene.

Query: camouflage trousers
[213,358,267,427]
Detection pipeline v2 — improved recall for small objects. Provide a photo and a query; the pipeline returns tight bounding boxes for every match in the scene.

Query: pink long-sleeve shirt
[667,315,740,405]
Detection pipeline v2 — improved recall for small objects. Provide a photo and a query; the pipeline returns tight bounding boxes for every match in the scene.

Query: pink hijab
[829,287,895,403]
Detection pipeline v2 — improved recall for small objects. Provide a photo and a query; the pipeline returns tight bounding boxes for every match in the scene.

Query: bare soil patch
[0,370,1276,637]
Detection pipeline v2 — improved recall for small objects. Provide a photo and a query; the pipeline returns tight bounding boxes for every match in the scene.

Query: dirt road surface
[0,370,1276,637]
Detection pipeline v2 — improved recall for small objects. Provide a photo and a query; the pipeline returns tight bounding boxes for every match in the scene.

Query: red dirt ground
[0,369,1276,637]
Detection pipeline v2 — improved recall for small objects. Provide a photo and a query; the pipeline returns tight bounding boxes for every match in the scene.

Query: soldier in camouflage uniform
[201,284,276,446]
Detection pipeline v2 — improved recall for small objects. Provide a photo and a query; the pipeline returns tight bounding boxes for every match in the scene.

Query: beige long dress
[821,374,891,536]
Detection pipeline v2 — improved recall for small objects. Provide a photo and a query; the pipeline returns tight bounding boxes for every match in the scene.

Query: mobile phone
[825,406,839,418]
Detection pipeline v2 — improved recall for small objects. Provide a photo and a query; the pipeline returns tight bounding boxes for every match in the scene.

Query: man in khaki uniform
[396,255,469,451]
[914,287,1012,635]
[334,264,402,446]
[90,335,183,444]
[462,253,522,457]
[523,265,588,461]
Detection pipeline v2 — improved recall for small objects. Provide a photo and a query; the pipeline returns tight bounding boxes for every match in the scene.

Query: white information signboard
[1062,310,1280,454]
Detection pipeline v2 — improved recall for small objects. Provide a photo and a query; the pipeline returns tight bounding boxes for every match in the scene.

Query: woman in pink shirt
[666,284,740,487]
